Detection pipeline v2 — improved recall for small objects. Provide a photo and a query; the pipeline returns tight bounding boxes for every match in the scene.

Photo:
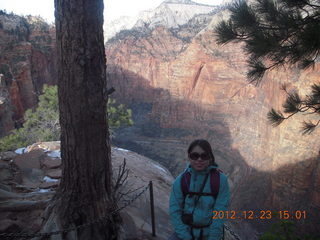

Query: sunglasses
[189,152,210,161]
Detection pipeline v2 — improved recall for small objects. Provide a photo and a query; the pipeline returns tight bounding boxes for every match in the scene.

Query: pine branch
[311,83,320,99]
[298,58,316,69]
[301,120,320,134]
[282,91,302,113]
[229,0,259,30]
[215,20,239,44]
[267,108,285,126]
[247,58,285,85]
[247,58,268,85]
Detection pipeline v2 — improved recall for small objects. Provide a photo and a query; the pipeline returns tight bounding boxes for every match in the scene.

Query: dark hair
[187,139,216,165]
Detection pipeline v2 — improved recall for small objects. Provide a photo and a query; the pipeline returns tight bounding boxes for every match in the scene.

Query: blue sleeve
[169,175,193,240]
[209,173,230,240]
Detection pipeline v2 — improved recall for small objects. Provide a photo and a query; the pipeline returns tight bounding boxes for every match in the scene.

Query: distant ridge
[104,0,217,41]
[164,0,215,6]
[164,0,195,4]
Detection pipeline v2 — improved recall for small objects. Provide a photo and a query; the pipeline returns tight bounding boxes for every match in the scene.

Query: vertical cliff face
[106,9,320,235]
[0,12,56,135]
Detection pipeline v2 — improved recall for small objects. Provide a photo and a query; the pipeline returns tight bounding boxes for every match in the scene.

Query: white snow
[47,150,61,158]
[114,147,130,152]
[38,188,52,193]
[15,147,26,154]
[43,176,59,183]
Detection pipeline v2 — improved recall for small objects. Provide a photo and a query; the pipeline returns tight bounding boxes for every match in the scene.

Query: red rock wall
[105,18,320,234]
[0,15,57,135]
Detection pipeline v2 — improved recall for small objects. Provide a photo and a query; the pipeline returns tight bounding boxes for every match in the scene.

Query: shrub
[0,85,133,152]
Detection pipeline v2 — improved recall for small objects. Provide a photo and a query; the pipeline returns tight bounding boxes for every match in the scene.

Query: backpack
[181,168,221,200]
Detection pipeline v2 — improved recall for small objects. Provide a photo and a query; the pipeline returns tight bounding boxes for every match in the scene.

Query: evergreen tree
[215,0,320,133]
[40,0,121,238]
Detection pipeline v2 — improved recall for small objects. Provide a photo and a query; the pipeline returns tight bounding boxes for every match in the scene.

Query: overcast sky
[0,0,223,24]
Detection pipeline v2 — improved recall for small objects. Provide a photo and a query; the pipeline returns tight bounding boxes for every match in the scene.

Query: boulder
[0,151,17,161]
[39,181,60,189]
[112,147,174,240]
[19,168,44,189]
[0,163,13,182]
[41,157,61,169]
[46,169,62,179]
[13,149,45,170]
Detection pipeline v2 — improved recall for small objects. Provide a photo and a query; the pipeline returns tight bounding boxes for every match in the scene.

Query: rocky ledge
[0,141,174,240]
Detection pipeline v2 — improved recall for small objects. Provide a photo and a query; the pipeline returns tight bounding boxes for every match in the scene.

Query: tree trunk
[38,0,121,239]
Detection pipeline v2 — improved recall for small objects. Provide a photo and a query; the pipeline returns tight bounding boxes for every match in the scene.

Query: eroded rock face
[0,13,57,136]
[105,9,320,236]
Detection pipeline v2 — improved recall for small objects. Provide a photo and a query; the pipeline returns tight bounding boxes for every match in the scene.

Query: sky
[0,0,224,24]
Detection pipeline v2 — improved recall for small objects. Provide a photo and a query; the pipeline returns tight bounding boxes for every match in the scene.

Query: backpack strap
[181,168,221,199]
[181,170,191,198]
[210,168,221,200]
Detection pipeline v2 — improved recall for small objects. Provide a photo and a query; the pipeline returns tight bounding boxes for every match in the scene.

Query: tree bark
[38,0,121,239]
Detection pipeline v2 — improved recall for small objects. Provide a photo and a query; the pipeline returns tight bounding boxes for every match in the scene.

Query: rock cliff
[105,8,320,237]
[104,0,219,41]
[0,12,56,136]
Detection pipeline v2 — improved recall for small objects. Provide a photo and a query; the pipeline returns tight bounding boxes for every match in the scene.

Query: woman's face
[189,145,211,171]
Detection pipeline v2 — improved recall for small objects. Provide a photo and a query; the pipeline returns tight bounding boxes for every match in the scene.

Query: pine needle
[267,108,285,126]
[282,91,301,113]
[301,121,316,135]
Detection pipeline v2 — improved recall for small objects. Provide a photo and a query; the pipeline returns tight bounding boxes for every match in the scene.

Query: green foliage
[260,220,320,240]
[0,85,133,152]
[23,85,60,142]
[0,129,28,152]
[0,85,59,152]
[107,98,133,128]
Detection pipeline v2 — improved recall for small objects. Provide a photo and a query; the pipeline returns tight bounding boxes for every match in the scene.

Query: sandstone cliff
[0,12,56,136]
[105,8,320,237]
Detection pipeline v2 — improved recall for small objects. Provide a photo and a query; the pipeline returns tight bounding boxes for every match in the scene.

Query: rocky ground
[0,141,174,240]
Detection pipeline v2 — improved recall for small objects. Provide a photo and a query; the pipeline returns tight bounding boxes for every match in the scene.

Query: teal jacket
[169,164,230,240]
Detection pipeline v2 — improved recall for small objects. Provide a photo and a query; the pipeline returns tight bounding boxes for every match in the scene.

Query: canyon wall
[105,10,320,236]
[0,12,56,136]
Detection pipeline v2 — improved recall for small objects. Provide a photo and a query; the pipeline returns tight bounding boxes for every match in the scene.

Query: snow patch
[114,147,130,152]
[38,188,52,193]
[15,147,26,154]
[43,176,59,183]
[47,150,61,158]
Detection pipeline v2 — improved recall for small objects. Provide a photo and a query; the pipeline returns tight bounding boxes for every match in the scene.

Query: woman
[168,139,230,240]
